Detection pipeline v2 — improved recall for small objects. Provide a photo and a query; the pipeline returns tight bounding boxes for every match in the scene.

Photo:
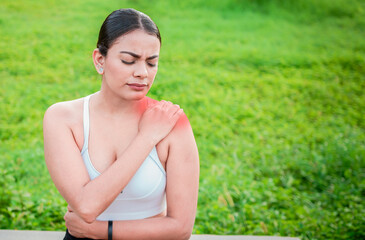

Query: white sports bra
[80,95,166,221]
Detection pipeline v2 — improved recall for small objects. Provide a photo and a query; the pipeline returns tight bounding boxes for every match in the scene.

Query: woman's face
[100,29,161,101]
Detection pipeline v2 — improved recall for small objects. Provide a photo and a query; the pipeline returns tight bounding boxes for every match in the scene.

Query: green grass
[0,0,364,239]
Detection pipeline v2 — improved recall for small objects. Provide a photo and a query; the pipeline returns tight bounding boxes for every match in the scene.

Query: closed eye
[122,60,135,65]
[147,62,157,67]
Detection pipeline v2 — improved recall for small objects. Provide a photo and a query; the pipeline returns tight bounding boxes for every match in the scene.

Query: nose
[133,62,148,79]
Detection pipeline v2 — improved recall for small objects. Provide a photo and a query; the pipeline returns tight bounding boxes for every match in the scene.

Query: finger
[148,101,159,108]
[170,108,184,123]
[67,205,73,212]
[167,104,181,117]
[160,100,171,110]
[168,104,179,110]
[153,100,165,109]
[68,229,76,238]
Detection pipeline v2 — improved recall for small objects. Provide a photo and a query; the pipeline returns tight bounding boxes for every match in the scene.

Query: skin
[43,29,199,240]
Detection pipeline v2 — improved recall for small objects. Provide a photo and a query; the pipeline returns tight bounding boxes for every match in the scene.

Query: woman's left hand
[64,206,92,238]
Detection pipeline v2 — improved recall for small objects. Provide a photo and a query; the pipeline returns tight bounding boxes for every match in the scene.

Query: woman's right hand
[138,100,183,144]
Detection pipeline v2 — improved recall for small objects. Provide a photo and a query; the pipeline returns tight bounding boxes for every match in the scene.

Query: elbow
[71,193,102,223]
[181,227,193,240]
[180,231,192,240]
[175,221,194,240]
[80,212,97,224]
[71,187,109,223]
[79,205,98,223]
[73,203,98,224]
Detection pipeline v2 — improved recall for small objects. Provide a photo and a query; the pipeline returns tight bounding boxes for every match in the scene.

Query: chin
[126,92,148,101]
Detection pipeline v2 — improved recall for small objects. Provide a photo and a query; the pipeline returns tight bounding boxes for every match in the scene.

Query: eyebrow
[120,51,159,60]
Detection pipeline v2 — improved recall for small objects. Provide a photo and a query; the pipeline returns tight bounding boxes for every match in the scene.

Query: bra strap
[81,95,91,154]
[150,147,166,175]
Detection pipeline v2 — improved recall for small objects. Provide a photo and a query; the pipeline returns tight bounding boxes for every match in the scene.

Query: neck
[92,90,147,117]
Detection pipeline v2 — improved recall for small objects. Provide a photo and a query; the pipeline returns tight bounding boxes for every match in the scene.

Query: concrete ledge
[189,235,300,240]
[0,230,300,240]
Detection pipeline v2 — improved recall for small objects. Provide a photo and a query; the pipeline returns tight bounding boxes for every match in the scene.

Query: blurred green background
[0,0,364,239]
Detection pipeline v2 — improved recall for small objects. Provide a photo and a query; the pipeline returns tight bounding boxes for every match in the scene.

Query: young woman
[43,8,199,240]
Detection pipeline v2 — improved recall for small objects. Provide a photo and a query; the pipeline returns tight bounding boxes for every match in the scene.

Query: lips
[127,83,147,87]
[127,83,147,91]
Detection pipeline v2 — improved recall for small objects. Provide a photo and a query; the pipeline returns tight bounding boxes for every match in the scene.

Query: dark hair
[97,8,161,56]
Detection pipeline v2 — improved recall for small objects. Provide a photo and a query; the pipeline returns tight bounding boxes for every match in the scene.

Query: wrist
[88,220,108,239]
[115,132,156,161]
[135,131,157,148]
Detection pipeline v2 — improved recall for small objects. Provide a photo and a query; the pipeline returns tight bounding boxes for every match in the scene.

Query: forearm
[89,216,191,240]
[74,133,156,222]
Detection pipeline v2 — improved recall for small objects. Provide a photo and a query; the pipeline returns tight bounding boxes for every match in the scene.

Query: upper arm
[165,113,199,231]
[43,103,90,209]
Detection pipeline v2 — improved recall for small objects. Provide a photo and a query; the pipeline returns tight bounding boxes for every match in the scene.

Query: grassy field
[0,0,364,239]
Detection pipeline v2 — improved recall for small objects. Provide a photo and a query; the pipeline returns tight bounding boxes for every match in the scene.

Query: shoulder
[160,102,195,146]
[162,105,199,165]
[169,111,194,146]
[146,97,192,132]
[43,98,84,128]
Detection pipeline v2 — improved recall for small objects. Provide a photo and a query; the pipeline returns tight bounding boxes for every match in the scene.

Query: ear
[92,48,105,74]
